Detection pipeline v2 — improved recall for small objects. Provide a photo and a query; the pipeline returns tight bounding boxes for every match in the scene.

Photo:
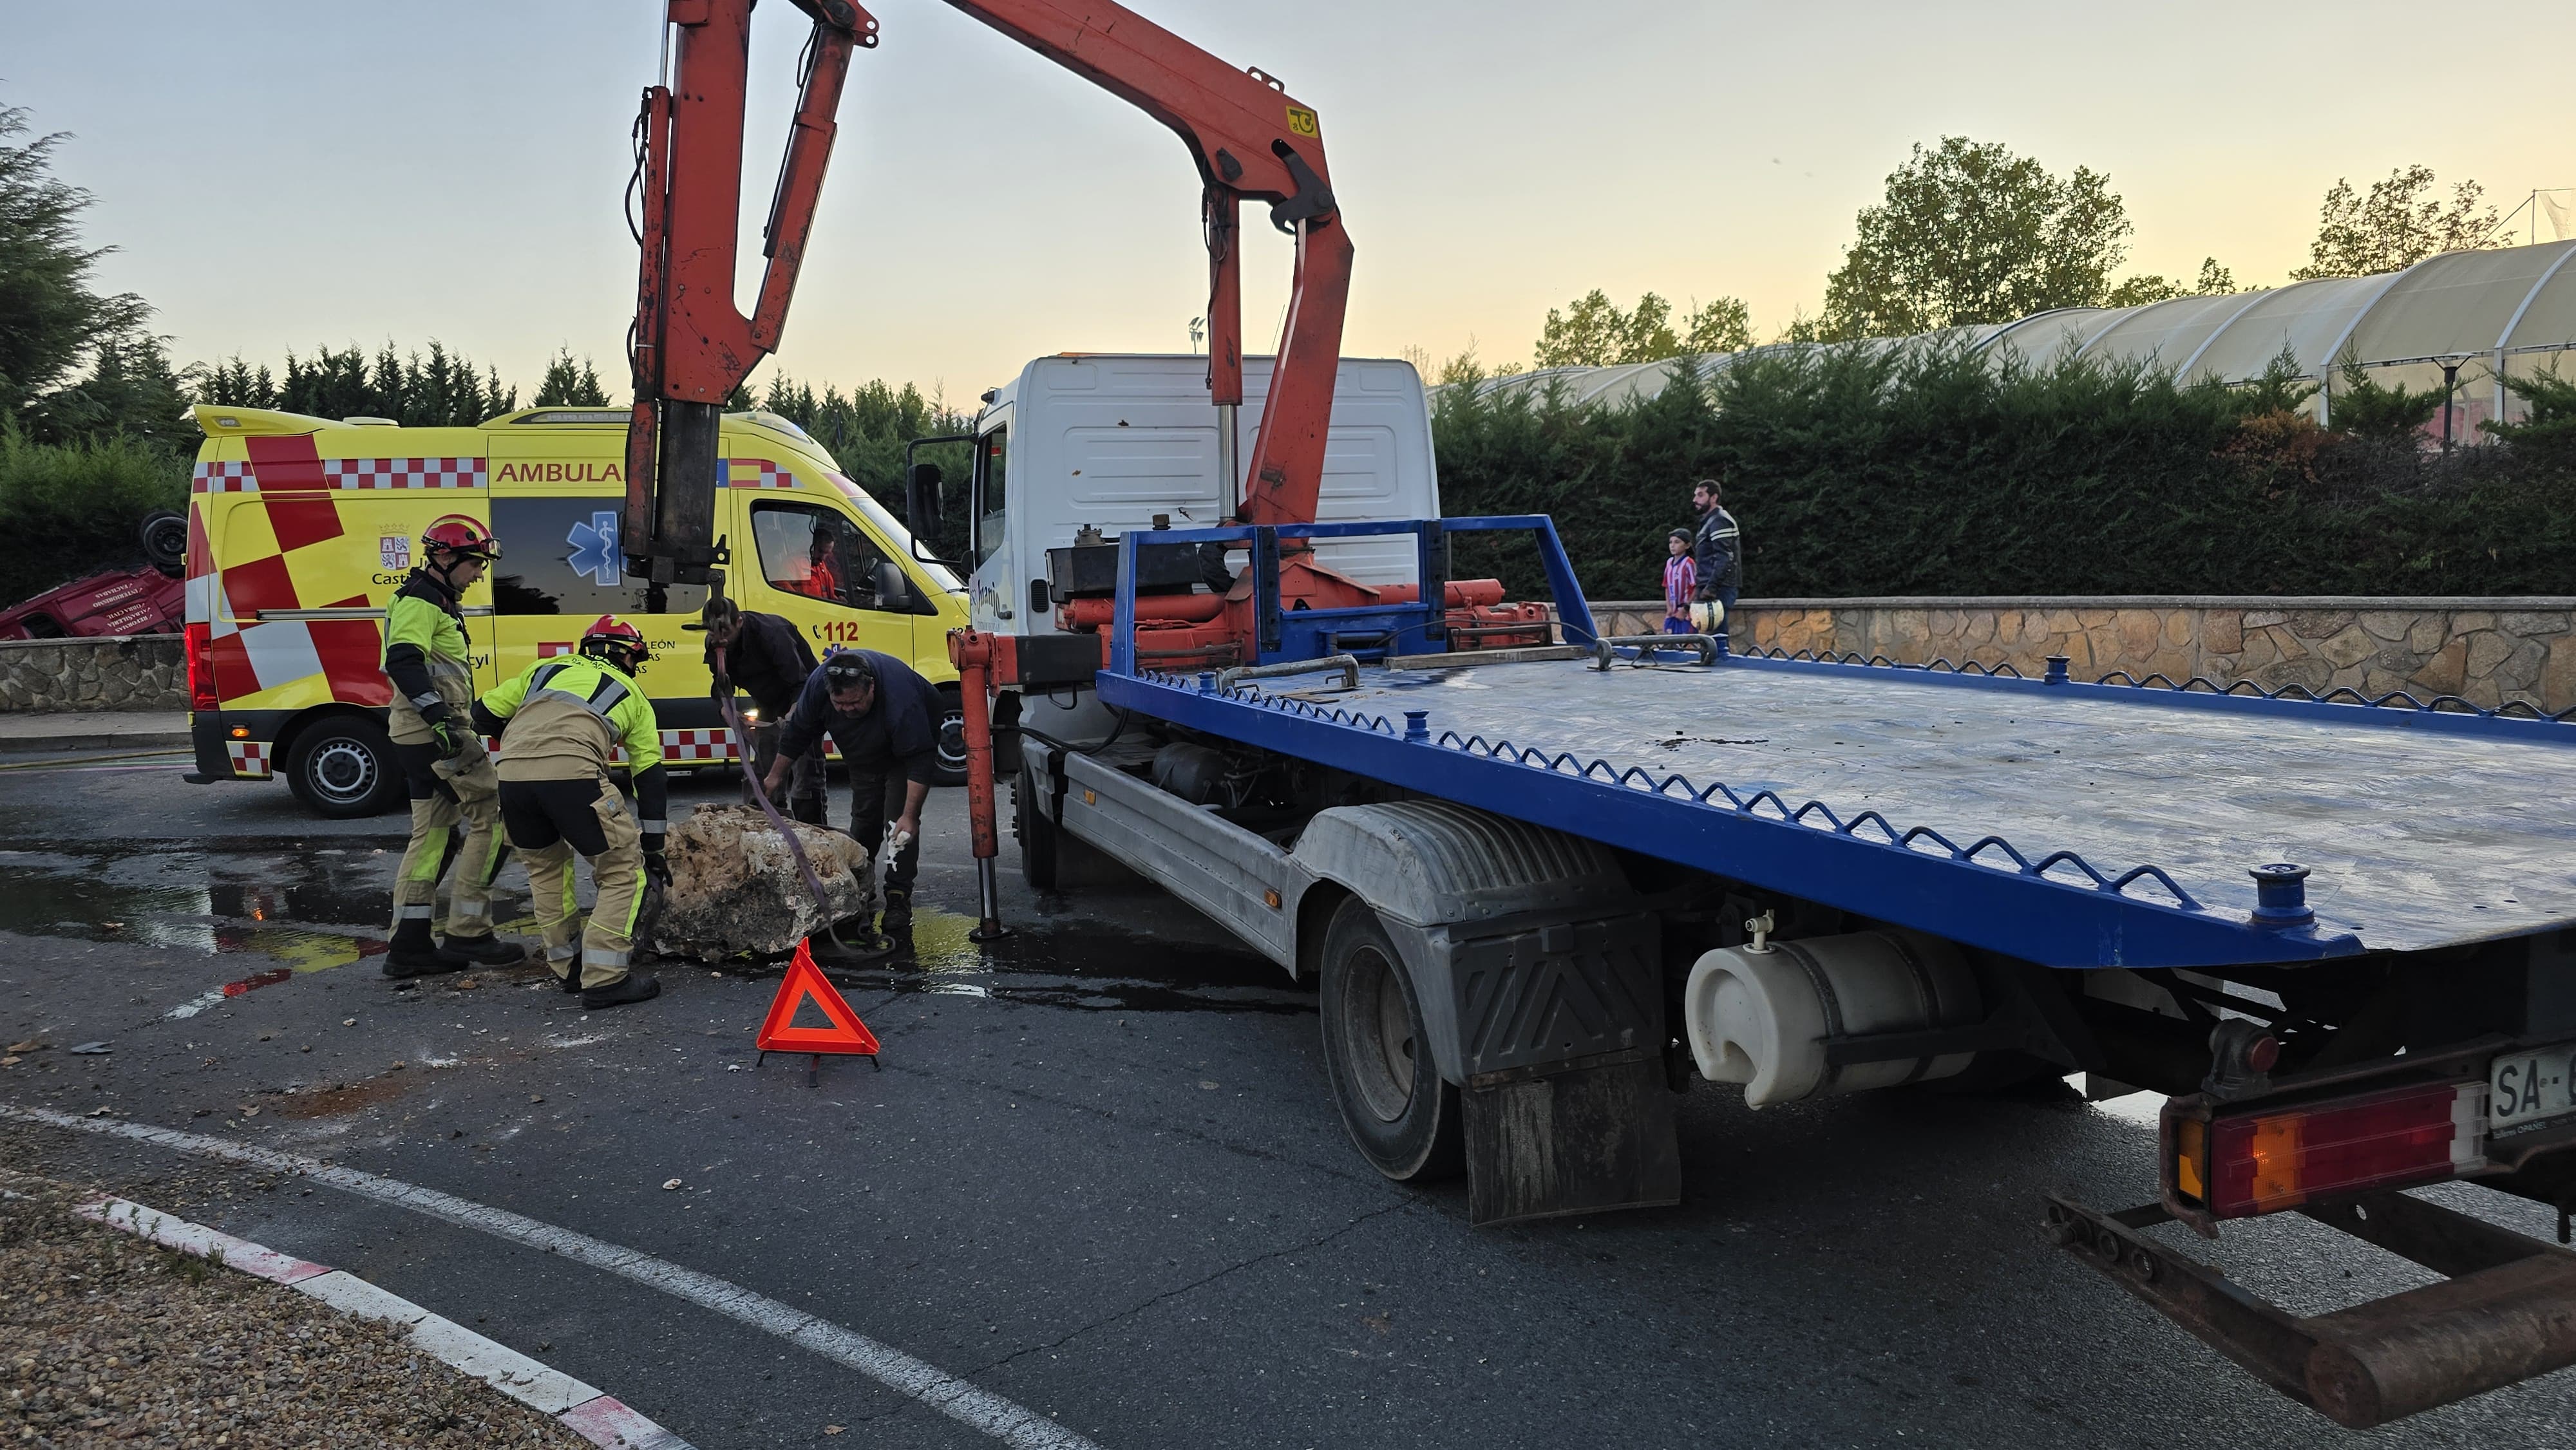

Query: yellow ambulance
[180,403,971,816]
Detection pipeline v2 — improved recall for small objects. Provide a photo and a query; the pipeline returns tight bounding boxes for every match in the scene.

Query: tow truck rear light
[2175,1080,2482,1219]
[184,623,218,711]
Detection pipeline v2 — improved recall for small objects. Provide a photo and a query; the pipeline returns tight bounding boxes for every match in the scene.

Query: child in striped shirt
[1662,529,1697,634]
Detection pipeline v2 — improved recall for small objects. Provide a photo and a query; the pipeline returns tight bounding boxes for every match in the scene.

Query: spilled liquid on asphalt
[0,843,390,976]
[0,840,1308,1017]
[808,904,1311,1015]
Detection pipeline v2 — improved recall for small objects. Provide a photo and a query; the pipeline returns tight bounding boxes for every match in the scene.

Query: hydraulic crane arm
[623,0,1353,605]
[942,1,1354,527]
[623,0,878,597]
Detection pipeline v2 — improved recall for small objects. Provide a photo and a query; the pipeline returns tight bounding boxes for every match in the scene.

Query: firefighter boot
[878,888,913,940]
[440,933,526,967]
[582,972,661,1010]
[383,918,469,979]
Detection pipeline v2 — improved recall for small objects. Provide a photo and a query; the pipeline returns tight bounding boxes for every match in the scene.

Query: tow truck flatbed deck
[1096,651,2576,968]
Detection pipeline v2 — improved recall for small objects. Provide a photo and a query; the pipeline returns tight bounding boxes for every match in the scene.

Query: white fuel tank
[1683,929,1982,1107]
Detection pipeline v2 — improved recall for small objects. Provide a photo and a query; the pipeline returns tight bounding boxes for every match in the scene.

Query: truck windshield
[975,428,1007,565]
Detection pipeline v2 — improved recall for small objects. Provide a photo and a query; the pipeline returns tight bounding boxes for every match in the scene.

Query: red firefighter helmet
[578,614,649,671]
[421,515,500,563]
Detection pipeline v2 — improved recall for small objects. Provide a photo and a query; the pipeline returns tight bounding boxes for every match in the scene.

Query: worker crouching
[766,649,938,940]
[475,616,670,1008]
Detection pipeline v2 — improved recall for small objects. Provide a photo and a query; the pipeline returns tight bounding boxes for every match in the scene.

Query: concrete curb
[75,1195,693,1449]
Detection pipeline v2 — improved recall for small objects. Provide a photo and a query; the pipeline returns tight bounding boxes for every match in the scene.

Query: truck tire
[934,687,967,787]
[139,511,189,578]
[283,715,403,819]
[1015,764,1057,890]
[1318,896,1464,1182]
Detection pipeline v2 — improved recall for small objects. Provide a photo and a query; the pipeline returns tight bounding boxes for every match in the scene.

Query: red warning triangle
[755,939,882,1056]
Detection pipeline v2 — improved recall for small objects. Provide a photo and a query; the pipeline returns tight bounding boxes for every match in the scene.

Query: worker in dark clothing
[765,649,940,937]
[1689,476,1743,639]
[694,596,823,824]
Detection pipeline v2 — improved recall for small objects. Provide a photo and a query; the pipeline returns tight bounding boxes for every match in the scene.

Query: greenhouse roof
[1464,238,2576,410]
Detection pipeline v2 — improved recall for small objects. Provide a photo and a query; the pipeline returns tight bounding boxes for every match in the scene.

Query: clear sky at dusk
[6,1,2571,402]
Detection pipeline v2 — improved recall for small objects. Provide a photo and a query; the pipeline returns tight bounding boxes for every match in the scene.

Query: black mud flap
[2047,1191,2576,1427]
[1464,1050,1681,1227]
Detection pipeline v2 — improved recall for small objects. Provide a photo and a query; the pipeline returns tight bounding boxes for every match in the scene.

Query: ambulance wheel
[139,511,188,578]
[933,687,967,787]
[284,715,402,819]
[1014,765,1057,890]
[1318,896,1464,1183]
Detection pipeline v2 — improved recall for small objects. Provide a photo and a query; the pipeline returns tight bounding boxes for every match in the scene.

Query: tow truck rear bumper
[2047,1189,2576,1427]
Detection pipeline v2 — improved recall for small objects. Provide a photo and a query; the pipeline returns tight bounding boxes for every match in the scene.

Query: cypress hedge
[1432,343,2576,601]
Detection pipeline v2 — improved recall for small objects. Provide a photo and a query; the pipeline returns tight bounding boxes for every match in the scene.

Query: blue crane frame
[1091,517,2572,971]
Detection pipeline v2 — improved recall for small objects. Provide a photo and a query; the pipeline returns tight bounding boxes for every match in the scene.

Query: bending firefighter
[381,516,521,977]
[473,616,670,1008]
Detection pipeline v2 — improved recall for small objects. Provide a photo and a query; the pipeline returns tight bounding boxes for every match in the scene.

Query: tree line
[1495,140,2510,372]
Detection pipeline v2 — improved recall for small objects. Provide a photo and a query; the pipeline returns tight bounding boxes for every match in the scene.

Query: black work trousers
[846,768,920,896]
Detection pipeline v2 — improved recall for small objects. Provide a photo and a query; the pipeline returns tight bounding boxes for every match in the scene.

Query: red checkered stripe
[225,740,272,778]
[726,458,793,489]
[193,460,257,494]
[322,457,486,490]
[589,730,844,765]
[655,728,739,763]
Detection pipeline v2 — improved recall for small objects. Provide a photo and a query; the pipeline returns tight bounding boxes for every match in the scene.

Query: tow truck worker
[764,650,938,939]
[473,616,668,1008]
[381,516,520,978]
[695,596,823,824]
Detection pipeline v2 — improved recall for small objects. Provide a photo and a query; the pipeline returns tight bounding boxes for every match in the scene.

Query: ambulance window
[750,502,898,612]
[487,496,701,617]
[973,428,1007,565]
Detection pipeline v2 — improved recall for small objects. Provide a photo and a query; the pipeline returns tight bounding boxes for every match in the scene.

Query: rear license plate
[2490,1043,2576,1136]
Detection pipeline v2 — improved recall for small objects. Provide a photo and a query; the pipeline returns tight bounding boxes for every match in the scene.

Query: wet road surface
[4,748,2573,1447]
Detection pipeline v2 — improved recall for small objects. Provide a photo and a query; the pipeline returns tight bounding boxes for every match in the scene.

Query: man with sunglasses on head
[764,648,941,940]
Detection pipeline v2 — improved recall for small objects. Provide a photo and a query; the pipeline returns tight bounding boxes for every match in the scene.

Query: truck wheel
[139,511,188,578]
[1318,896,1464,1182]
[1015,764,1057,890]
[283,717,402,818]
[933,688,967,787]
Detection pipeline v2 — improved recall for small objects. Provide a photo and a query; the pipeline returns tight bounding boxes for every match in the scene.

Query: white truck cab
[952,353,1440,644]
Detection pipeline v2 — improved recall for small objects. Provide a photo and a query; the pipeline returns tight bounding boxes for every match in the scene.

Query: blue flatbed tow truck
[964,509,2576,1428]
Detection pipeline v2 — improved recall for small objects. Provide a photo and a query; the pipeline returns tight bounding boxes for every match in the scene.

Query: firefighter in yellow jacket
[381,516,520,977]
[473,616,669,1008]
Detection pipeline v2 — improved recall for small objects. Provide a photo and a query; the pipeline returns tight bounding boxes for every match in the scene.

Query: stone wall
[1589,598,2576,713]
[0,635,187,713]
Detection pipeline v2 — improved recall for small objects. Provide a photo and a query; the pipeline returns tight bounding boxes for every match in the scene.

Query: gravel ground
[0,1166,589,1449]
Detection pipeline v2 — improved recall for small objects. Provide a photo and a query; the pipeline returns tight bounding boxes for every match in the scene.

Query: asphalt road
[5,740,2573,1448]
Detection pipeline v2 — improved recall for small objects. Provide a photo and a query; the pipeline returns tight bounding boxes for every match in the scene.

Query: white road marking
[8,1104,1103,1450]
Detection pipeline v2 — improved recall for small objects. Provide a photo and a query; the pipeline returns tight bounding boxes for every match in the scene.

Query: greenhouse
[1468,238,2576,436]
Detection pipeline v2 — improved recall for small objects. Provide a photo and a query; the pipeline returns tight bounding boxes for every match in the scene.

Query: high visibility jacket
[475,655,670,849]
[382,569,473,745]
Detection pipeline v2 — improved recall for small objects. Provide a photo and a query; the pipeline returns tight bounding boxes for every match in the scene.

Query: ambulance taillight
[185,623,218,712]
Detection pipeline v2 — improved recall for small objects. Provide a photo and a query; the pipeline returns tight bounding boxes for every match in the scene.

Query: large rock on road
[647,805,875,961]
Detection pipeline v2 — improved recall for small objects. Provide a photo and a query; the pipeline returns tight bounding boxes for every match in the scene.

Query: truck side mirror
[906,462,943,534]
[871,559,911,612]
